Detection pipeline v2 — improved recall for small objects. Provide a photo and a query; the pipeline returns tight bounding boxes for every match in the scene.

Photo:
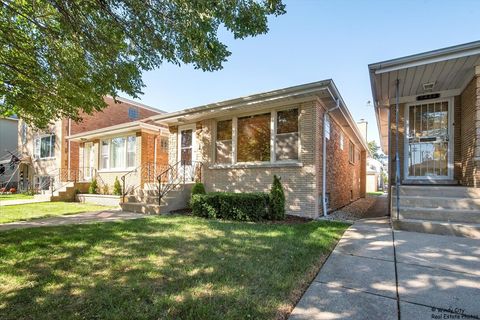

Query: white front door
[178,124,197,182]
[405,99,453,180]
[84,142,95,180]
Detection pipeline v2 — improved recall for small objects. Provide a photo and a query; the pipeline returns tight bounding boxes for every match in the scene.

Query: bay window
[100,135,136,170]
[214,107,299,164]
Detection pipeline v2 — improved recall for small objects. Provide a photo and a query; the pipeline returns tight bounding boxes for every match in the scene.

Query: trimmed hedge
[191,192,270,221]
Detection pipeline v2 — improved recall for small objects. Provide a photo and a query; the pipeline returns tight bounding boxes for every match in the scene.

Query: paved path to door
[0,198,50,206]
[0,210,147,231]
[289,218,480,320]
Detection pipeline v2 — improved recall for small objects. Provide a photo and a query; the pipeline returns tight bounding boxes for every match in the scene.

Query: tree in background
[368,140,386,162]
[0,0,286,128]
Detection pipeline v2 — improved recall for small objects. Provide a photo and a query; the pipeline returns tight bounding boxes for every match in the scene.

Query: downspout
[322,97,340,217]
[68,119,71,179]
[394,79,400,219]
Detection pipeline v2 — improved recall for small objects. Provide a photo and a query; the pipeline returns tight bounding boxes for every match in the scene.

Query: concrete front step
[392,186,480,198]
[395,207,480,224]
[393,196,480,210]
[392,219,480,239]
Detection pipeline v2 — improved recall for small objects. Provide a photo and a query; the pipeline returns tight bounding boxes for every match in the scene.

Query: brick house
[123,80,367,218]
[17,96,165,195]
[369,41,480,238]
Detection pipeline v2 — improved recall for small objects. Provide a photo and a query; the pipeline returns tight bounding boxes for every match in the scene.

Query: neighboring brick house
[17,96,164,192]
[369,41,480,237]
[142,80,367,218]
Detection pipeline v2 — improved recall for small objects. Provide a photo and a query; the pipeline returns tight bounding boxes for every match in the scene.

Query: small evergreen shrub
[102,184,109,195]
[88,179,98,194]
[269,175,286,220]
[113,177,122,196]
[191,182,206,196]
[191,192,270,221]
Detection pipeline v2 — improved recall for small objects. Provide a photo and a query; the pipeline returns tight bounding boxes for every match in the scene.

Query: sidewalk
[0,211,147,231]
[0,198,50,206]
[289,218,480,320]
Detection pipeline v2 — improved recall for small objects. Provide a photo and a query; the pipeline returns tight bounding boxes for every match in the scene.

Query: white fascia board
[369,41,480,75]
[149,80,333,123]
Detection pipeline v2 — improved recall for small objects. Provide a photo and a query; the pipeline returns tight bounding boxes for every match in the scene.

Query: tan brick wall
[460,76,480,187]
[321,105,365,211]
[168,102,318,218]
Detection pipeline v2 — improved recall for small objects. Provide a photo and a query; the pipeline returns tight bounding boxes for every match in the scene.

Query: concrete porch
[391,185,480,239]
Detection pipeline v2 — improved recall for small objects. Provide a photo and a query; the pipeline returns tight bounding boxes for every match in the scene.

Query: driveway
[0,210,148,231]
[289,218,480,320]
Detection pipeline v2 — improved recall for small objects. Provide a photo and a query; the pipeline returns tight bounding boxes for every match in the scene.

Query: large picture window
[276,108,299,161]
[34,134,55,159]
[214,107,299,164]
[100,135,136,170]
[215,120,232,163]
[237,113,271,162]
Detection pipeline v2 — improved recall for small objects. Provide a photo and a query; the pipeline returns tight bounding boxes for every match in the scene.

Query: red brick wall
[66,97,161,171]
[139,132,168,185]
[70,97,160,134]
[320,108,366,212]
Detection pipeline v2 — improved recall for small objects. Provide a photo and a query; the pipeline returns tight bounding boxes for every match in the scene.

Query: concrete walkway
[0,210,148,231]
[0,198,50,206]
[290,218,480,320]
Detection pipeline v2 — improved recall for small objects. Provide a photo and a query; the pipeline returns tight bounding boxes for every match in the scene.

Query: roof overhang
[369,40,480,152]
[67,121,167,142]
[150,80,368,151]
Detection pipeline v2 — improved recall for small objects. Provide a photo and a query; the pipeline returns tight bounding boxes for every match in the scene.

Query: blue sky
[129,0,479,144]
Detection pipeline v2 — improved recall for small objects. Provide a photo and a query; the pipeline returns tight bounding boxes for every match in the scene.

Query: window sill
[208,162,303,170]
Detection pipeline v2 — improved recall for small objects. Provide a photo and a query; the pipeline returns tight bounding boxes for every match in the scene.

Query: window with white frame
[325,114,331,140]
[100,136,136,170]
[34,134,55,159]
[126,136,136,168]
[214,107,299,164]
[340,131,344,150]
[101,140,109,169]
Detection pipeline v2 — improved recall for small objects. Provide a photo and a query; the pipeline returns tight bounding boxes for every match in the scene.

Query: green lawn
[0,194,34,201]
[0,202,115,223]
[0,216,348,320]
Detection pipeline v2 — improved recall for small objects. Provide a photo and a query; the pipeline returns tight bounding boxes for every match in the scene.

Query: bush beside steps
[190,175,286,221]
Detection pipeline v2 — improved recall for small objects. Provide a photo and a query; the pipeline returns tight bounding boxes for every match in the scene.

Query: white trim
[370,40,480,74]
[403,97,454,180]
[177,124,197,164]
[99,135,137,171]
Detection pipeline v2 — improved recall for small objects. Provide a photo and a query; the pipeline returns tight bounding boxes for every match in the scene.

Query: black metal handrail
[156,160,203,206]
[120,162,168,202]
